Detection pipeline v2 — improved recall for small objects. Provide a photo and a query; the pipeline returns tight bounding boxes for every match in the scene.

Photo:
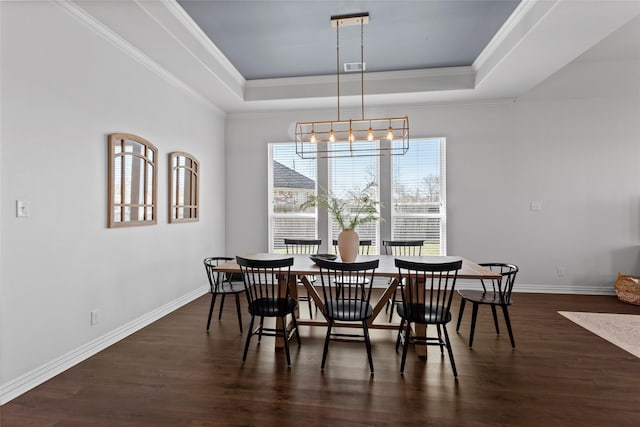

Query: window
[268,143,317,253]
[392,138,446,255]
[108,133,157,228]
[169,152,199,223]
[267,138,446,254]
[328,141,380,254]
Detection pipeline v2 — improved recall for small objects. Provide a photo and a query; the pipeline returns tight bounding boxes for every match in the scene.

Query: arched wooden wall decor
[169,151,199,223]
[108,133,158,228]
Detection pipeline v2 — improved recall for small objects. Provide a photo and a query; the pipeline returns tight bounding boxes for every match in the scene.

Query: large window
[268,138,446,254]
[392,138,446,255]
[268,143,317,253]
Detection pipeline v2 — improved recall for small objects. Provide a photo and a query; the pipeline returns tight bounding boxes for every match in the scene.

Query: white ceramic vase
[338,229,359,263]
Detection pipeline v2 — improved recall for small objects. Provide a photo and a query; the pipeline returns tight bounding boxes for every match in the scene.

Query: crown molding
[56,1,223,115]
[245,67,475,102]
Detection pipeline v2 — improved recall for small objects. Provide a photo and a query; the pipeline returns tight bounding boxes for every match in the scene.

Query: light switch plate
[16,200,30,218]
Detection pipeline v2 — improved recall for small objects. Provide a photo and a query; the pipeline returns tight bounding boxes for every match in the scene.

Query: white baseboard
[0,286,209,405]
[373,278,617,296]
[454,280,616,296]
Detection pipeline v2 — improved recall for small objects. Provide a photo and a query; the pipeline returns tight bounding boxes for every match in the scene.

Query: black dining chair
[456,263,519,348]
[284,238,321,318]
[315,257,379,373]
[383,240,425,321]
[394,258,462,376]
[203,257,246,333]
[236,256,300,366]
[332,239,373,255]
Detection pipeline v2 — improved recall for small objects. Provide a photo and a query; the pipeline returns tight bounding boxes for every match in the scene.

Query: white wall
[226,58,640,294]
[0,2,226,398]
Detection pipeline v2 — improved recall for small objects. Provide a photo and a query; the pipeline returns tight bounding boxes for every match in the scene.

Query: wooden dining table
[214,253,501,357]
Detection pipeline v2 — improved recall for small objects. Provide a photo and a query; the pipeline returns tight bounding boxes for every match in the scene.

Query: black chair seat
[237,256,300,367]
[394,258,462,376]
[322,300,373,321]
[314,257,379,373]
[396,304,451,324]
[456,263,519,348]
[204,257,246,333]
[457,290,512,306]
[215,281,246,295]
[248,298,297,317]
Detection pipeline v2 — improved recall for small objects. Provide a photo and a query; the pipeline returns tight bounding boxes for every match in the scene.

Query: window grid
[108,133,157,228]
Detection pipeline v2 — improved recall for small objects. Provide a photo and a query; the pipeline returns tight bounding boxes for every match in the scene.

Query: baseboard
[0,286,209,405]
[454,280,616,296]
[373,278,616,296]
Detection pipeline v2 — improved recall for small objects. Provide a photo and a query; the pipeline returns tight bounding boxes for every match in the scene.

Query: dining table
[213,253,501,357]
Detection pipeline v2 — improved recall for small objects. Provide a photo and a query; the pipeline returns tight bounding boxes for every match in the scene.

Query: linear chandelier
[295,12,409,159]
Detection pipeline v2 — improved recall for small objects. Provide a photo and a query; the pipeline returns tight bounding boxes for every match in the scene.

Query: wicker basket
[614,272,640,305]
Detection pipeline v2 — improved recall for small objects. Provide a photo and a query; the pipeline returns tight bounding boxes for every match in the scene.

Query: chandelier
[295,12,409,159]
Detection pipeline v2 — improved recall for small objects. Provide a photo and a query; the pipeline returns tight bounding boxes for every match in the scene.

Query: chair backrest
[382,240,424,256]
[203,256,234,292]
[314,258,379,321]
[479,263,519,304]
[284,238,321,255]
[395,258,463,322]
[236,256,294,306]
[332,239,373,255]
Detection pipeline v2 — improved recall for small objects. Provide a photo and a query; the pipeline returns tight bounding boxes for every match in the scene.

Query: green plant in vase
[301,182,381,262]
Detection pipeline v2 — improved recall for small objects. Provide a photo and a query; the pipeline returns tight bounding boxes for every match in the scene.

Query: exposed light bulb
[368,127,374,141]
[310,130,317,143]
[329,129,335,143]
[386,126,394,141]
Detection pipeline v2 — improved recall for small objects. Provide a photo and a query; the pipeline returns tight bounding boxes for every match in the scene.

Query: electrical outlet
[16,200,30,217]
[90,309,100,326]
[557,266,566,277]
[529,202,542,212]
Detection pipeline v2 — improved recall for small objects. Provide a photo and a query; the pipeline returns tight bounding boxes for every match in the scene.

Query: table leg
[299,275,323,312]
[274,273,297,349]
[414,323,427,357]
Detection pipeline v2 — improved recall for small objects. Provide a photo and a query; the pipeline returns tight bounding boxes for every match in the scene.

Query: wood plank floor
[2,291,640,426]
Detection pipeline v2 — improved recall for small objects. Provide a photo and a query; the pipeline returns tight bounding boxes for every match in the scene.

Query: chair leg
[456,298,466,332]
[388,290,397,322]
[502,305,516,348]
[436,324,444,354]
[491,304,500,334]
[307,295,314,319]
[234,294,243,333]
[396,319,405,351]
[321,320,333,369]
[363,321,374,373]
[258,317,265,342]
[242,315,256,362]
[218,294,226,320]
[291,313,302,346]
[442,325,458,377]
[206,293,217,331]
[400,320,412,373]
[282,316,291,366]
[469,302,479,347]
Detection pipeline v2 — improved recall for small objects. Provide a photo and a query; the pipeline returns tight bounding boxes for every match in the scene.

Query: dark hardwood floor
[2,291,640,426]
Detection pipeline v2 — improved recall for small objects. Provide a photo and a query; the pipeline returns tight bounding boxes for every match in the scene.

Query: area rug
[558,311,640,358]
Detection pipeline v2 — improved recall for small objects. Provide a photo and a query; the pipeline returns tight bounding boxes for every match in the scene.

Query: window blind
[391,138,446,255]
[328,141,380,254]
[268,143,317,253]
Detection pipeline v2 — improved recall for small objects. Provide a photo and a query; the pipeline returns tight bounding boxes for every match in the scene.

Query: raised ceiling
[68,0,640,113]
[177,0,521,80]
